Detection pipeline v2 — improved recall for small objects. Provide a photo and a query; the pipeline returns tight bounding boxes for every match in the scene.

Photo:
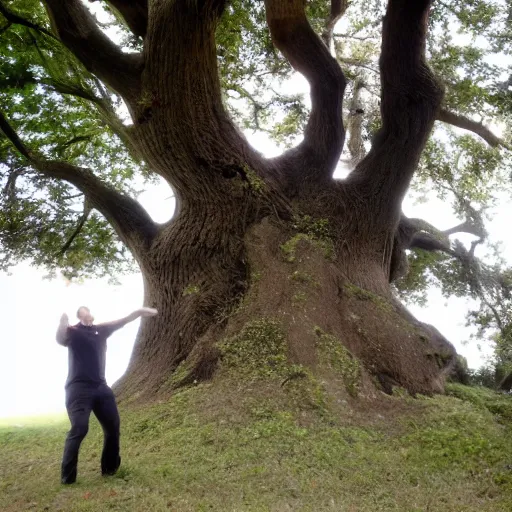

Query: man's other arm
[56,313,70,346]
[97,307,158,337]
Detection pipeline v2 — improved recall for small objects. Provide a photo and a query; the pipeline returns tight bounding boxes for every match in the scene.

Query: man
[56,305,158,484]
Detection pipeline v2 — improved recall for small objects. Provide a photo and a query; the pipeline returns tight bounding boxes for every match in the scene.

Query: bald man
[56,306,158,484]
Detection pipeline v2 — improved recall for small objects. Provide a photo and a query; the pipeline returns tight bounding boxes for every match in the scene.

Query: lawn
[1,382,512,511]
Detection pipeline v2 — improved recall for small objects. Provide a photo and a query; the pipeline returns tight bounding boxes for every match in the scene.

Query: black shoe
[102,456,121,476]
[61,478,76,485]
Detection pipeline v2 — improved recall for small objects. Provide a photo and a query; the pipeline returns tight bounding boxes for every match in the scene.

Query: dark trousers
[61,383,121,484]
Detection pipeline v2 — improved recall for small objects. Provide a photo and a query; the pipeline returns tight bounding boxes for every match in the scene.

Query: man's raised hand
[138,307,158,318]
[93,308,158,333]
[56,313,70,346]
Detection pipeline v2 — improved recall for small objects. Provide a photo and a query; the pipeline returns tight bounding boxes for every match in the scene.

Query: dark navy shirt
[64,323,118,388]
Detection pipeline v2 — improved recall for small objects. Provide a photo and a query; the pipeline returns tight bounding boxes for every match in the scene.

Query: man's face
[77,307,94,325]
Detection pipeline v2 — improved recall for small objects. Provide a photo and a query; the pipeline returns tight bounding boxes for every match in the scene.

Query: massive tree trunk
[17,0,457,399]
[108,0,456,399]
[115,210,456,399]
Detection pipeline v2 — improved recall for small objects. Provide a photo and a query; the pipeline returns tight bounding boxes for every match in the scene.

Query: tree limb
[443,219,486,239]
[0,70,141,162]
[55,199,91,257]
[402,215,487,251]
[0,110,31,160]
[0,69,97,103]
[2,168,24,200]
[333,32,376,42]
[51,81,139,159]
[61,192,84,201]
[264,0,347,184]
[56,135,95,153]
[348,0,444,228]
[390,213,487,282]
[0,110,156,257]
[336,55,378,75]
[0,20,11,35]
[321,0,349,48]
[346,78,366,165]
[409,231,453,254]
[226,85,273,134]
[398,217,508,359]
[409,224,487,292]
[0,1,58,40]
[42,0,142,101]
[437,108,511,150]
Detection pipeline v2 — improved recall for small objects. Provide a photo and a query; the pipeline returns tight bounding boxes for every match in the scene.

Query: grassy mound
[1,383,512,511]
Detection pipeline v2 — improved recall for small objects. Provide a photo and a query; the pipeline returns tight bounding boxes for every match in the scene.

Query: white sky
[1,10,510,419]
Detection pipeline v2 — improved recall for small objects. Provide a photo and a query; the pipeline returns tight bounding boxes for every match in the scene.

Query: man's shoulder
[94,323,115,338]
[66,324,83,341]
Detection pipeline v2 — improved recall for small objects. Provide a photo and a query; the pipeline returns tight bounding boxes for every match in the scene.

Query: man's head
[77,306,94,326]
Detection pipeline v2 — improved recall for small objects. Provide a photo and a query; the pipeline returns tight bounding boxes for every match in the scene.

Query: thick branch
[12,27,141,154]
[50,81,99,102]
[104,0,148,39]
[0,21,11,35]
[56,200,91,256]
[397,216,451,253]
[404,219,488,296]
[348,0,444,228]
[51,83,139,159]
[321,0,349,48]
[134,0,271,198]
[0,110,156,257]
[402,215,486,252]
[43,0,141,101]
[346,78,366,165]
[409,231,453,254]
[398,217,507,354]
[437,108,511,150]
[264,0,346,183]
[443,220,486,239]
[0,110,31,160]
[2,168,24,200]
[0,1,58,40]
[0,67,97,103]
[336,56,378,75]
[390,213,487,282]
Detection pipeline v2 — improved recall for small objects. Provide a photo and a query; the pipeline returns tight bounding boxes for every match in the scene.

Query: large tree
[1,0,511,398]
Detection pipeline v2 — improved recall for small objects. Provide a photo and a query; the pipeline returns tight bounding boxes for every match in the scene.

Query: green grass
[0,413,68,428]
[1,383,512,511]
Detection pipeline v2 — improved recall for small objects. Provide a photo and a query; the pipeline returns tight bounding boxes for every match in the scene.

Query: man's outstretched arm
[97,307,158,337]
[56,313,70,346]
